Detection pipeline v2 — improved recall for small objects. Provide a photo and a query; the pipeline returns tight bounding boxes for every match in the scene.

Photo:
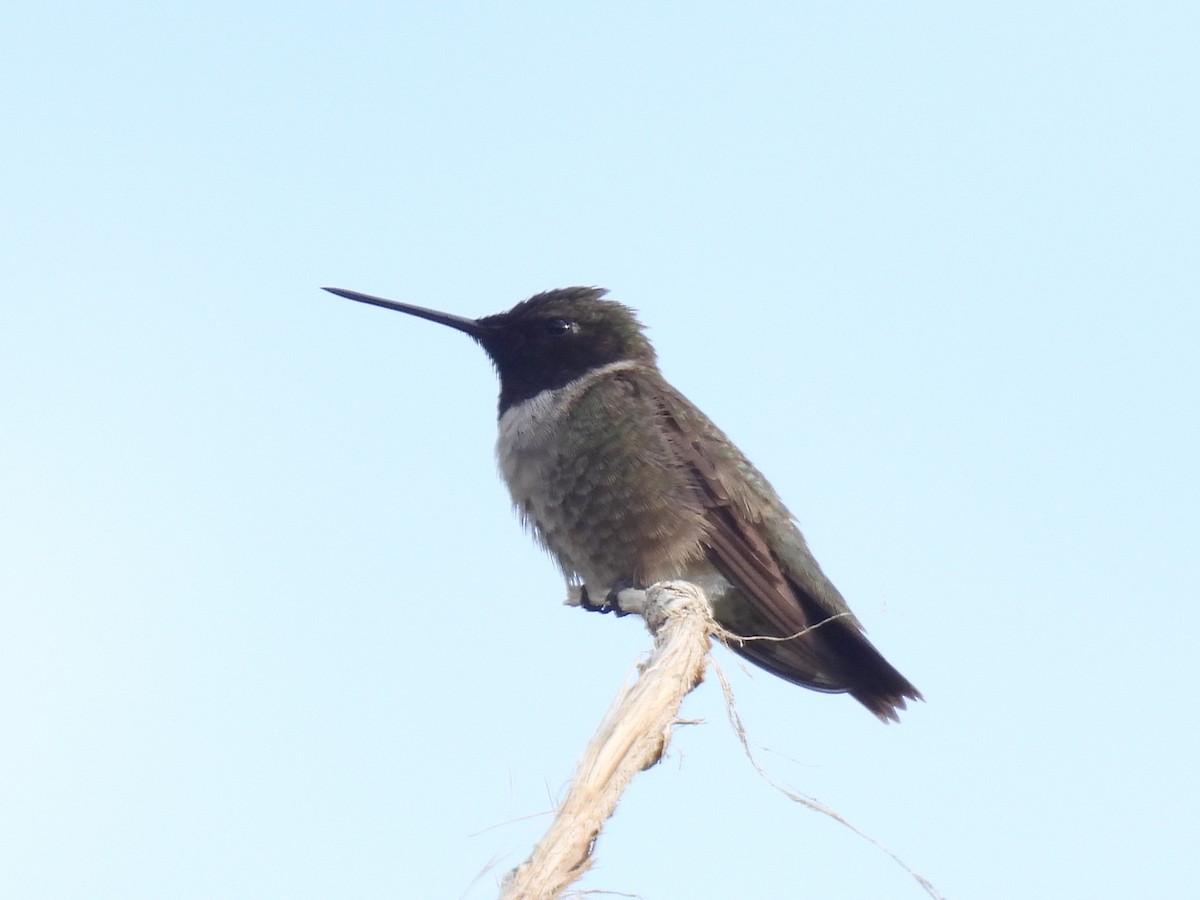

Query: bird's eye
[543,318,576,336]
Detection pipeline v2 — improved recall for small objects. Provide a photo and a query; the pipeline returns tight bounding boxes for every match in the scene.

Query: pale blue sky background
[2,2,1197,898]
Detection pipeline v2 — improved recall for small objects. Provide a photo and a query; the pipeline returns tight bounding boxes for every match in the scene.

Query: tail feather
[723,614,922,723]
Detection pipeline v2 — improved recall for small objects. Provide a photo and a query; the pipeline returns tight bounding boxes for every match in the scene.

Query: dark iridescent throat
[475,290,656,417]
[482,336,630,415]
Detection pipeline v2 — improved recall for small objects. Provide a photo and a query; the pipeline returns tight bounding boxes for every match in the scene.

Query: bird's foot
[577,580,643,617]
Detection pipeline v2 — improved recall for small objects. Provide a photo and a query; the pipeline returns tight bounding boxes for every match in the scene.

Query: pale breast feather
[494,361,647,568]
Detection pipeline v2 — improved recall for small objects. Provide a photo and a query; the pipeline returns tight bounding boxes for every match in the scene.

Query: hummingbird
[325,285,921,722]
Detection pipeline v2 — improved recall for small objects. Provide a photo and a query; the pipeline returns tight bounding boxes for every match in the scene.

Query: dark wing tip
[853,683,924,724]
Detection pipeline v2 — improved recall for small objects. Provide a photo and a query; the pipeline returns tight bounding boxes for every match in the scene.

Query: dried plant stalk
[498,581,713,900]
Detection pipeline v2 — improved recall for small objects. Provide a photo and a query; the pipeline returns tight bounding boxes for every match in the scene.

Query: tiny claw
[578,585,610,614]
[605,579,641,617]
[604,592,632,617]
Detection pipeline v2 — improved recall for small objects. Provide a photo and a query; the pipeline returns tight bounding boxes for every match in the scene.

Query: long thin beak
[323,287,487,338]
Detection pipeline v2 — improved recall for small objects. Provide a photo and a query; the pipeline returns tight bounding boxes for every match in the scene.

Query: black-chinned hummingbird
[325,285,921,722]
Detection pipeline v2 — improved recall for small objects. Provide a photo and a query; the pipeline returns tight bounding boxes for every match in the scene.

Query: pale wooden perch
[498,581,715,900]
